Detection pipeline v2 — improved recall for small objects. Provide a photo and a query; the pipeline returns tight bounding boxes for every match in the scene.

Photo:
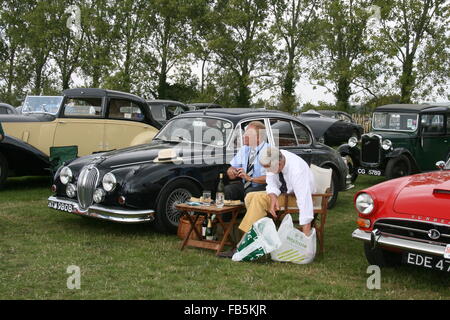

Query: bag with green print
[232,217,281,262]
[270,214,316,264]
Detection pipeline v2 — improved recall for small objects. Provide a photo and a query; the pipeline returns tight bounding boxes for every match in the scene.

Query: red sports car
[352,159,450,272]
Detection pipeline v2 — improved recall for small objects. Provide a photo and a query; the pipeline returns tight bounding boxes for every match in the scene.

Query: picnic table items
[177,202,244,256]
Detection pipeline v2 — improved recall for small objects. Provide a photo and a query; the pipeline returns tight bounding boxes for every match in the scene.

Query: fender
[0,134,50,176]
[385,148,420,172]
[337,144,361,166]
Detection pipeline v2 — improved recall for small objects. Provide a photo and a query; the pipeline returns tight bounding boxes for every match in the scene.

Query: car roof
[188,103,224,108]
[63,88,146,104]
[147,99,187,106]
[375,103,450,113]
[180,108,300,123]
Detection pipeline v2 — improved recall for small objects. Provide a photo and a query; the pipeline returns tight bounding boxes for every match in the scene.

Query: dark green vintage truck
[339,103,450,182]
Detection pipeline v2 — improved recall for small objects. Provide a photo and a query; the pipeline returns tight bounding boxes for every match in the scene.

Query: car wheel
[154,179,201,233]
[323,166,339,209]
[364,243,401,267]
[385,155,412,180]
[0,152,8,189]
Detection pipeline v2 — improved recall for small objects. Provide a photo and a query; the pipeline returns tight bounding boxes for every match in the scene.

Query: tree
[307,0,380,111]
[205,0,273,108]
[270,0,319,112]
[0,0,32,104]
[375,0,450,102]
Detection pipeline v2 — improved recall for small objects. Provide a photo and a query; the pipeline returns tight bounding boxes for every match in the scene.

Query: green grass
[0,175,449,300]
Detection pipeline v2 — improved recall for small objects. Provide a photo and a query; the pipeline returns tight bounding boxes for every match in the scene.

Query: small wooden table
[176,203,245,256]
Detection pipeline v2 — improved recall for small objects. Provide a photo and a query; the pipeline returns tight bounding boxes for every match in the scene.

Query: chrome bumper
[48,196,155,224]
[352,228,447,257]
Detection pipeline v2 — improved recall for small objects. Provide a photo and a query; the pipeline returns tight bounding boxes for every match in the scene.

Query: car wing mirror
[436,161,446,170]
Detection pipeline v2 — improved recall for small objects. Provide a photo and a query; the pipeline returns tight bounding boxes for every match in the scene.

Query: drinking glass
[202,191,212,206]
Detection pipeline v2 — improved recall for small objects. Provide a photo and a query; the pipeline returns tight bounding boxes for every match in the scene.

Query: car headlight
[93,188,106,204]
[355,193,375,215]
[348,136,358,148]
[60,166,73,185]
[382,139,392,151]
[66,183,77,198]
[102,172,117,192]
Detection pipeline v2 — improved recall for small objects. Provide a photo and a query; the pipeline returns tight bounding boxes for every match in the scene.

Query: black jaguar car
[48,109,352,233]
[299,110,363,146]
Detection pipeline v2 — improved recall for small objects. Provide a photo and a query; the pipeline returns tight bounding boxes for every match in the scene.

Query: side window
[447,116,450,134]
[166,105,185,120]
[228,123,243,152]
[108,99,144,122]
[63,98,103,117]
[292,122,312,145]
[270,119,297,147]
[421,114,445,135]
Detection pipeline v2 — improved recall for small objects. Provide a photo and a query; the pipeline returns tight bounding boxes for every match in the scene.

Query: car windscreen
[22,96,64,115]
[155,117,233,147]
[372,112,418,132]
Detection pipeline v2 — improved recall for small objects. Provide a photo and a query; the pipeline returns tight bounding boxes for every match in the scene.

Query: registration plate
[402,252,450,272]
[48,200,74,213]
[357,168,382,176]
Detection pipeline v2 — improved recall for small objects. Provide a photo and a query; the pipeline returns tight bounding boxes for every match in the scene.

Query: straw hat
[153,149,183,164]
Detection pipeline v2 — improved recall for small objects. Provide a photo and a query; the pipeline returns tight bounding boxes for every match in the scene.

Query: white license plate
[403,252,450,272]
[48,200,74,213]
[357,168,382,176]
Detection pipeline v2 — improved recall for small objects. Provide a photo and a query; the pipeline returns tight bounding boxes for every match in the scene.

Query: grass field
[0,175,449,300]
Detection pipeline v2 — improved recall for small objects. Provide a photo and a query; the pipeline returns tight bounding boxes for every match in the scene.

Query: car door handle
[304,149,312,153]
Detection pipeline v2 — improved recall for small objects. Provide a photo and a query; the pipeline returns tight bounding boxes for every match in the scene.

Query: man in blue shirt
[225,121,269,201]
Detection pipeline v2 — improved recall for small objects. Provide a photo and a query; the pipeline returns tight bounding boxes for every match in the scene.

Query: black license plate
[357,167,382,176]
[48,200,74,213]
[402,252,450,272]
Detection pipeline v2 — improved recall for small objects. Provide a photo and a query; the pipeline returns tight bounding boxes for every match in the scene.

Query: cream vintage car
[0,88,160,188]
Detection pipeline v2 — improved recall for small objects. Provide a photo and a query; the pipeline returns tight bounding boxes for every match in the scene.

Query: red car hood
[393,171,450,219]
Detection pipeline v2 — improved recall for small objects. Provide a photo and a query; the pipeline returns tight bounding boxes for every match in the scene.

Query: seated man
[239,146,316,236]
[225,121,269,201]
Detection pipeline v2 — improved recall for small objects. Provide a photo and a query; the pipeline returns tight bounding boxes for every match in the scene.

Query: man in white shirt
[239,146,316,236]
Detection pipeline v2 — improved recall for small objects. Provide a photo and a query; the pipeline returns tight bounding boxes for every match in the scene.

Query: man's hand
[300,223,312,237]
[237,168,251,182]
[268,193,279,219]
[227,167,239,180]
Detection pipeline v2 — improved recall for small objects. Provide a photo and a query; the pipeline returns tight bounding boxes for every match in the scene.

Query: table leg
[215,209,239,255]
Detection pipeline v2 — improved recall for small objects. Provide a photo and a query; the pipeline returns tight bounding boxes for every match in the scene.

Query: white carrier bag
[232,217,282,262]
[270,214,317,264]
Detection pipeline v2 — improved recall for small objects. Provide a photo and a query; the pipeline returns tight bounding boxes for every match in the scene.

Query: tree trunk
[335,77,351,111]
[400,55,415,103]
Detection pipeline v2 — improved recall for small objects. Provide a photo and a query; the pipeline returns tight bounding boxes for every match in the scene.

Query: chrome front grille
[374,219,450,246]
[77,165,99,211]
[361,135,381,164]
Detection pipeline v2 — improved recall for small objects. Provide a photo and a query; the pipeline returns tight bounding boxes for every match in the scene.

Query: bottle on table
[216,173,225,208]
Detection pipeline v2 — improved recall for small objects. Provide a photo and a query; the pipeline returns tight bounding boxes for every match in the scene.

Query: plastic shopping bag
[232,217,281,262]
[270,215,316,264]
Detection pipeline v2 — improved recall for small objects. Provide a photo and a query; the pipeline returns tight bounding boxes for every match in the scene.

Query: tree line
[0,0,449,112]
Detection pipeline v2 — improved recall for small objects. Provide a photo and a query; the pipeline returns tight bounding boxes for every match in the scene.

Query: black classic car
[339,103,450,182]
[48,108,352,233]
[0,89,160,189]
[298,110,363,146]
[0,103,18,115]
[147,100,189,128]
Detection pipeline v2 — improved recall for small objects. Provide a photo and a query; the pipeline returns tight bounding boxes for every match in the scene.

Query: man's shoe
[217,248,236,259]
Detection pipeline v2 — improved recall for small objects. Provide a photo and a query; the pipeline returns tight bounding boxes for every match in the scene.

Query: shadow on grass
[2,176,52,191]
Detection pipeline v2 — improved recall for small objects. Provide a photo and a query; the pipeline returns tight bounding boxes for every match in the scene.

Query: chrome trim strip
[48,196,155,224]
[374,217,450,229]
[375,222,450,238]
[352,229,447,257]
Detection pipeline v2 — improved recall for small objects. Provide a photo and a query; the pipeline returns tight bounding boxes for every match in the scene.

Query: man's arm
[291,168,314,234]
